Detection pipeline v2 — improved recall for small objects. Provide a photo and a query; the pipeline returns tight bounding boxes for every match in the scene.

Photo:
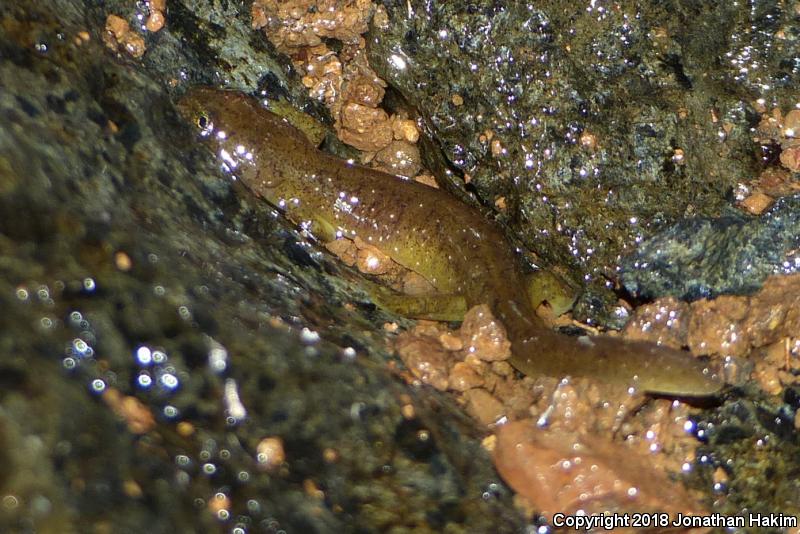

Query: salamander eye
[194,112,214,136]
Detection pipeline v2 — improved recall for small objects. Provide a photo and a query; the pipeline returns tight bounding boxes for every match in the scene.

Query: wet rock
[395,330,452,391]
[687,296,751,357]
[252,0,373,53]
[621,195,800,300]
[459,304,512,362]
[0,1,524,531]
[447,361,484,392]
[690,399,800,521]
[103,13,146,58]
[622,296,689,350]
[738,189,774,215]
[373,139,421,177]
[366,0,784,322]
[463,389,505,426]
[337,101,393,151]
[494,420,706,522]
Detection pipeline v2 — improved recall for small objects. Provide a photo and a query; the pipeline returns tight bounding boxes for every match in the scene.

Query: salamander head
[177,87,300,201]
[177,88,266,171]
[178,87,235,137]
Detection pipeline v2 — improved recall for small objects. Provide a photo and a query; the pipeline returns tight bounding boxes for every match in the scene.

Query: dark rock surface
[689,394,800,527]
[620,195,800,300]
[0,1,522,531]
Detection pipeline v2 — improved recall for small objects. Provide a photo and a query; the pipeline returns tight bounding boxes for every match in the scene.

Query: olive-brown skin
[178,88,722,397]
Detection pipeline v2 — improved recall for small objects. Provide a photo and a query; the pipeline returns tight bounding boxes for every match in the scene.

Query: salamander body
[178,88,721,396]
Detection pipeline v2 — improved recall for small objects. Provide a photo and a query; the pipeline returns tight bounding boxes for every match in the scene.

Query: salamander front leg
[368,285,468,322]
[525,270,577,317]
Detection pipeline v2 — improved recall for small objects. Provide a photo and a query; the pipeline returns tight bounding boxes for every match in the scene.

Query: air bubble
[90,379,106,393]
[135,346,152,366]
[159,373,179,390]
[202,463,217,475]
[137,373,153,389]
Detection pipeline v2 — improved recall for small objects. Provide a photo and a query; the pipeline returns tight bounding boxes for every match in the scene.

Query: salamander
[177,87,722,397]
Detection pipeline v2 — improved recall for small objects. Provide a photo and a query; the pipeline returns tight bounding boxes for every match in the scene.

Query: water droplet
[388,53,407,70]
[73,338,89,356]
[135,346,152,366]
[202,463,217,475]
[300,328,320,344]
[159,373,179,390]
[208,338,228,373]
[137,373,153,389]
[246,499,261,514]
